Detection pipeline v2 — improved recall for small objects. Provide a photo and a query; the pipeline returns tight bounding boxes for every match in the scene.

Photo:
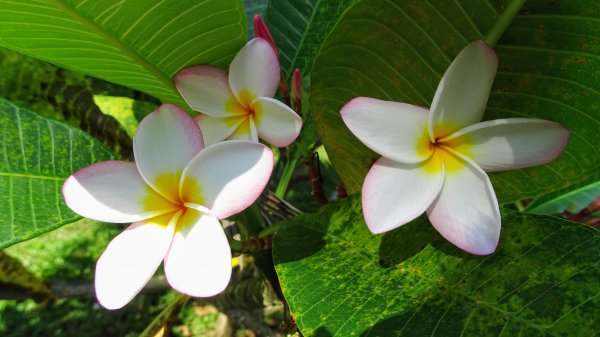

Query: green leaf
[311,0,600,203]
[526,172,600,215]
[0,47,134,157]
[265,0,355,79]
[0,97,115,248]
[274,195,600,336]
[0,0,247,105]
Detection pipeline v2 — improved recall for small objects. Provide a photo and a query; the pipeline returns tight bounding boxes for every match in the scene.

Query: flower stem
[484,0,526,47]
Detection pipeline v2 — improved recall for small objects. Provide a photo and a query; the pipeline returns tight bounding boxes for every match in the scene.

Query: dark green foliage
[274,195,600,336]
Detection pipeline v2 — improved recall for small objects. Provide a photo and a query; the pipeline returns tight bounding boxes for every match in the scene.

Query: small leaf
[526,172,600,215]
[0,0,247,106]
[274,195,600,336]
[311,0,600,203]
[0,97,115,248]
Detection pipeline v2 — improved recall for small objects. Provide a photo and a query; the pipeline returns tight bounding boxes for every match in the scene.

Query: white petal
[228,117,258,143]
[62,161,176,223]
[429,40,498,140]
[440,118,570,172]
[95,213,178,309]
[362,155,444,234]
[180,141,273,219]
[253,97,302,147]
[164,210,232,297]
[174,65,247,117]
[427,151,501,255]
[195,114,246,146]
[341,97,432,164]
[134,104,204,203]
[229,38,280,102]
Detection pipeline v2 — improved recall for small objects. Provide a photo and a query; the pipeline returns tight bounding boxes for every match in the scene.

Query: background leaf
[265,0,355,79]
[274,195,600,336]
[0,47,134,157]
[0,0,247,106]
[0,98,115,248]
[244,0,269,38]
[310,0,600,203]
[0,251,54,302]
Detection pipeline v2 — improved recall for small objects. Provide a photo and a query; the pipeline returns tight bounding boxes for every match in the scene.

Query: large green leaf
[0,98,115,248]
[274,195,600,336]
[311,0,600,203]
[265,0,355,79]
[0,0,247,105]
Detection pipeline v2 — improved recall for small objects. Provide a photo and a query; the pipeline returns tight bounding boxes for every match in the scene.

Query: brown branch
[305,152,329,206]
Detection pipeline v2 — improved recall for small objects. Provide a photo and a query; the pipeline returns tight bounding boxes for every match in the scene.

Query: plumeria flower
[174,37,302,147]
[62,104,273,309]
[341,40,569,255]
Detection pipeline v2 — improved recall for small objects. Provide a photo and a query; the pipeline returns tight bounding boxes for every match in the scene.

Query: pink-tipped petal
[62,161,176,223]
[95,213,178,309]
[441,118,570,172]
[180,141,273,219]
[363,156,444,234]
[429,40,498,140]
[228,118,259,143]
[174,65,246,117]
[253,97,302,147]
[134,104,204,203]
[229,38,280,101]
[427,152,501,255]
[164,210,232,297]
[195,114,246,146]
[341,97,432,164]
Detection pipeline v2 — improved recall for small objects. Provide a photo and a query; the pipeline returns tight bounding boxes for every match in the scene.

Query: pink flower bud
[253,15,276,51]
[292,68,302,102]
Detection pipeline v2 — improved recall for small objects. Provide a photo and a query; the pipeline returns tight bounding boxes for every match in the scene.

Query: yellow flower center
[416,124,472,175]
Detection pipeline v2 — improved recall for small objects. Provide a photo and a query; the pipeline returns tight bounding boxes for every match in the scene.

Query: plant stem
[484,0,526,47]
[306,152,329,205]
[275,156,300,198]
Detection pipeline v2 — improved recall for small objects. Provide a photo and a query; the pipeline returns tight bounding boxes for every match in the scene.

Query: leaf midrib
[48,0,176,95]
[0,172,64,180]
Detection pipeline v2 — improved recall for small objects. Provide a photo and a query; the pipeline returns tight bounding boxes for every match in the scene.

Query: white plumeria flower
[341,40,569,255]
[62,104,273,309]
[174,37,303,147]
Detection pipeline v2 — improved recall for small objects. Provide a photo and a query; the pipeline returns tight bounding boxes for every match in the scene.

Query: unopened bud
[253,15,277,51]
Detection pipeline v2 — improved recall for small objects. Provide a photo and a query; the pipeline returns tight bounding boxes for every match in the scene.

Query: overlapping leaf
[311,0,600,203]
[0,0,247,106]
[274,195,600,336]
[0,98,115,248]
